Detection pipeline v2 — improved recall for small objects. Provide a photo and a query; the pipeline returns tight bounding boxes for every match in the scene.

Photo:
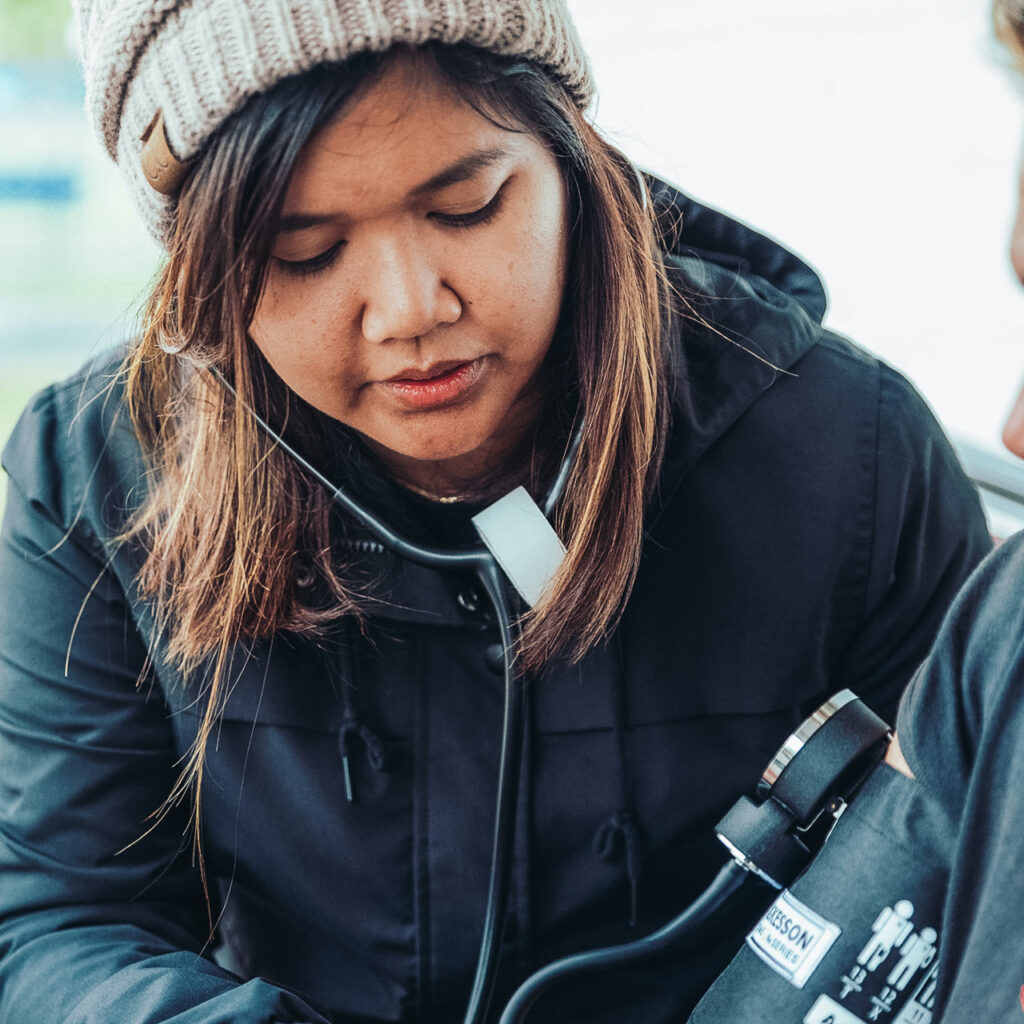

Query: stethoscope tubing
[209,366,579,1024]
[497,861,751,1024]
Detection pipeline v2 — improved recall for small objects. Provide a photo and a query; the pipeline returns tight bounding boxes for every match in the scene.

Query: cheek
[248,279,367,422]
[486,209,567,343]
[251,278,294,355]
[251,277,336,375]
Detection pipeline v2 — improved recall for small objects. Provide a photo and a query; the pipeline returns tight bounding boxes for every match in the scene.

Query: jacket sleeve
[0,391,331,1024]
[829,362,992,726]
[895,532,1024,1022]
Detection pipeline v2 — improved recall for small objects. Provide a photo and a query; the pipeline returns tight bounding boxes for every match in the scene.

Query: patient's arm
[884,731,915,778]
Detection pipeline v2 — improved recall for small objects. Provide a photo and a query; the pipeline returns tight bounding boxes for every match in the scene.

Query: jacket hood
[646,177,831,496]
[649,177,828,324]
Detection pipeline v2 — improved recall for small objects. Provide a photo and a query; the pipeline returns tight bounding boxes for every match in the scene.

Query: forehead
[282,53,533,214]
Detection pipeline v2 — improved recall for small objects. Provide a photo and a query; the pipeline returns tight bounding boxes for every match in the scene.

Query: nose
[359,238,461,344]
[1011,165,1024,287]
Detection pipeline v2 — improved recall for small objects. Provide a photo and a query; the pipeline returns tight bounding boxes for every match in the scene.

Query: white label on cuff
[472,486,566,608]
[746,889,842,989]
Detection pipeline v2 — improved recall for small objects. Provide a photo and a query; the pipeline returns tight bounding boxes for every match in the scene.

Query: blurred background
[2,0,1023,513]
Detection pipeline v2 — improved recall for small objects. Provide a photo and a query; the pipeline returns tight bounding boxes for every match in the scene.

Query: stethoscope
[208,365,581,1024]
[211,366,894,1024]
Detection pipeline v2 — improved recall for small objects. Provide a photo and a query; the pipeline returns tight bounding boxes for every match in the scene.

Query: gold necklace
[400,478,469,504]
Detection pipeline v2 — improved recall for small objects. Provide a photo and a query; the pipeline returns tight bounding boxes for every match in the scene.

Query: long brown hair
[123,43,672,840]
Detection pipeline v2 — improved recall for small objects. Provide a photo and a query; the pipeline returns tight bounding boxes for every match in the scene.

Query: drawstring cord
[513,679,535,979]
[339,714,390,802]
[593,636,644,927]
[336,619,389,803]
[593,812,643,927]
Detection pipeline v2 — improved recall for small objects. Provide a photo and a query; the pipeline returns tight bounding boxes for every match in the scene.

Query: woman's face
[1004,164,1024,457]
[250,53,569,492]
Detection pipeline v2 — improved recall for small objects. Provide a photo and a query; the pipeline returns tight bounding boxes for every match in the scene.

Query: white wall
[569,0,1024,450]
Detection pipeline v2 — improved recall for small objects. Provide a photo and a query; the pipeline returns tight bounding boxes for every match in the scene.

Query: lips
[383,360,473,383]
[377,357,486,411]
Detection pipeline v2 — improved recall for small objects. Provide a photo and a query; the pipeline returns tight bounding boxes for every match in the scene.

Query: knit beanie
[72,0,594,247]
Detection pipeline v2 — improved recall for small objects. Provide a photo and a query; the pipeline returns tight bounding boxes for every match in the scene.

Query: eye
[273,240,345,278]
[431,184,507,229]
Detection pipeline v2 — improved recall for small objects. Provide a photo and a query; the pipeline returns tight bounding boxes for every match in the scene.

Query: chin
[394,440,482,463]
[367,427,489,465]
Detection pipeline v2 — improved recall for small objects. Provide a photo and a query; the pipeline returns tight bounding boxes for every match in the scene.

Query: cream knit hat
[73,0,594,247]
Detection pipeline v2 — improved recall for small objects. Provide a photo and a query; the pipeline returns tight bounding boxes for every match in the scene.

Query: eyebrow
[276,145,512,235]
[408,145,511,198]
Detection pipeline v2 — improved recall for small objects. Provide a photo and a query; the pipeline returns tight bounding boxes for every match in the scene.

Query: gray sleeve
[896,532,1024,1021]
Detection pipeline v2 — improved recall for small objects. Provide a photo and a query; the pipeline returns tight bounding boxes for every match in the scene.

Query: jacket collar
[647,178,828,503]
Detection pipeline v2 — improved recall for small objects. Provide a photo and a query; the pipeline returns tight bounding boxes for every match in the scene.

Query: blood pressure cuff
[688,761,956,1024]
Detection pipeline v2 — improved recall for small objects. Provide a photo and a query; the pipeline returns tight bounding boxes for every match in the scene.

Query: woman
[0,2,990,1022]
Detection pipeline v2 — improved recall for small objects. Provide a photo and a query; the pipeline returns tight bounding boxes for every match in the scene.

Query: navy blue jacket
[0,184,992,1023]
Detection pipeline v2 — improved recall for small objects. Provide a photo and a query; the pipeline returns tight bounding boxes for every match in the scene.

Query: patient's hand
[884,731,915,778]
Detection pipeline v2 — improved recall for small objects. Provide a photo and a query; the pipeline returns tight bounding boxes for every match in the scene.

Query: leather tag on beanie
[140,109,191,196]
